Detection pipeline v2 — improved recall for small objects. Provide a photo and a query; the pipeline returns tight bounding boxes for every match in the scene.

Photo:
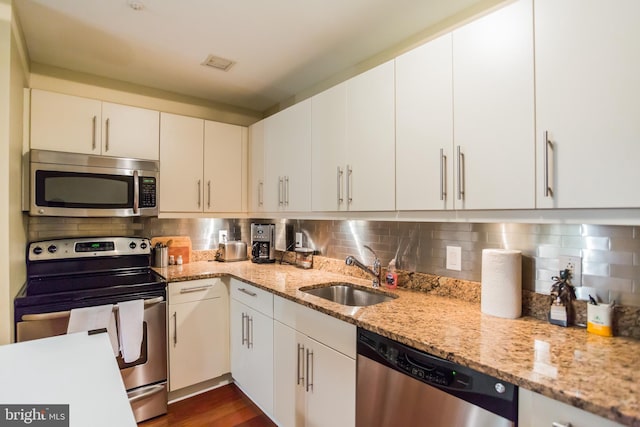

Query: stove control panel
[28,237,152,261]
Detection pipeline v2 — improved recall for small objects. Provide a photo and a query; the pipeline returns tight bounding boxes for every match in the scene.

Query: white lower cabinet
[229,279,274,417]
[273,296,356,427]
[168,279,229,392]
[519,388,624,427]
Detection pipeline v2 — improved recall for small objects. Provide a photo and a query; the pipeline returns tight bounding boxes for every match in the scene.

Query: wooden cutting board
[150,236,192,264]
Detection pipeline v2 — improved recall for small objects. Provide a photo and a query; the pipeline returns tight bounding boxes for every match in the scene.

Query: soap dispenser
[385,258,398,289]
[548,268,575,327]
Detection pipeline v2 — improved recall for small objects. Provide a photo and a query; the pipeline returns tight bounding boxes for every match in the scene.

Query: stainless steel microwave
[26,149,159,217]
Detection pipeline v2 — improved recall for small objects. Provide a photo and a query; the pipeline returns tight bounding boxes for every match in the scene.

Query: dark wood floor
[139,384,276,427]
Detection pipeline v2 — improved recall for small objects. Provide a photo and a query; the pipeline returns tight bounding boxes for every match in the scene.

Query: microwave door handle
[133,170,140,215]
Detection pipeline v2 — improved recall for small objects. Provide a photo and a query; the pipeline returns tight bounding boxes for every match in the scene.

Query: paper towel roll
[481,249,522,319]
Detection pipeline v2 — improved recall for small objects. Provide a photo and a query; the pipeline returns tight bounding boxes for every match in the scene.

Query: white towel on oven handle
[67,304,119,356]
[117,299,144,363]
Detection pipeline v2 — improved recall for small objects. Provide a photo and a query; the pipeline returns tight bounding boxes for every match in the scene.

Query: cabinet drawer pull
[179,284,213,294]
[238,288,257,297]
[278,176,284,206]
[544,131,554,197]
[207,180,211,209]
[258,180,264,207]
[247,316,253,349]
[285,176,290,206]
[552,422,571,427]
[197,180,201,208]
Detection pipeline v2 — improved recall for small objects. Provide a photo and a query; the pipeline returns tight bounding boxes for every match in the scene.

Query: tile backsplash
[27,215,640,305]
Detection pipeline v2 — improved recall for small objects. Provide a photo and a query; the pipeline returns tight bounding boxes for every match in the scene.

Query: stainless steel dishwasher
[356,328,517,427]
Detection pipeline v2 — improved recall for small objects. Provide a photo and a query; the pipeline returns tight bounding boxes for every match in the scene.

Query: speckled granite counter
[156,260,640,426]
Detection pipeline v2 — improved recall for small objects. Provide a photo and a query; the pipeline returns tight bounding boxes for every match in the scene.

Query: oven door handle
[20,296,165,321]
[127,383,166,403]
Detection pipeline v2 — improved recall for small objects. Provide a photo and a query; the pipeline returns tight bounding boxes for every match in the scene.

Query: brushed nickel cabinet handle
[92,116,97,150]
[278,176,284,206]
[179,284,213,294]
[238,288,257,297]
[440,148,447,201]
[247,316,253,349]
[207,180,211,209]
[285,176,290,206]
[172,311,177,346]
[552,422,571,427]
[258,180,264,207]
[337,166,344,205]
[105,118,110,152]
[544,130,554,197]
[241,312,247,346]
[347,165,353,204]
[457,146,465,201]
[197,180,201,208]
[297,343,305,385]
[306,348,314,392]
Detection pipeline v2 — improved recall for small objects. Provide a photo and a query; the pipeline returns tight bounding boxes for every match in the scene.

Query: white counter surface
[0,332,136,427]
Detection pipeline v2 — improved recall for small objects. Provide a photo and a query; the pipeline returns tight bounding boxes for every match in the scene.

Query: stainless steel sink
[301,283,397,307]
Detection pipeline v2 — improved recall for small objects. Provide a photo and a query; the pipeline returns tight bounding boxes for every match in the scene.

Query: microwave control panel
[140,177,157,208]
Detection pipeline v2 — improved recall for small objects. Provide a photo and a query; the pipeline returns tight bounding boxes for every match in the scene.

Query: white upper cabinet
[535,0,640,208]
[396,33,454,211]
[248,120,265,212]
[203,121,246,213]
[311,61,395,212]
[346,60,396,211]
[30,89,159,160]
[159,113,204,213]
[452,0,535,210]
[263,99,312,212]
[311,82,348,212]
[160,113,246,214]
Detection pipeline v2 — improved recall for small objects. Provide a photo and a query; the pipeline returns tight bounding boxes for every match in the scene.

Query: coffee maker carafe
[251,223,276,263]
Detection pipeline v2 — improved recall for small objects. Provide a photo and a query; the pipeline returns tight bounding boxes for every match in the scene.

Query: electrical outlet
[446,246,462,271]
[218,230,228,243]
[295,232,303,248]
[559,255,582,285]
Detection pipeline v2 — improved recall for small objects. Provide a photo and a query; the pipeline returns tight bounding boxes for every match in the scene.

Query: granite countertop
[156,260,640,426]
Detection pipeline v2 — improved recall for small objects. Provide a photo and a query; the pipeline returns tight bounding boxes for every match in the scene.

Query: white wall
[0,0,29,345]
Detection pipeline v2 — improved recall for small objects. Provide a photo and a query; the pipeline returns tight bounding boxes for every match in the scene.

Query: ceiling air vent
[201,54,235,72]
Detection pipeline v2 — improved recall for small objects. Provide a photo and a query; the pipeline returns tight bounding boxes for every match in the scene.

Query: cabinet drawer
[230,279,273,317]
[274,295,356,359]
[169,278,227,304]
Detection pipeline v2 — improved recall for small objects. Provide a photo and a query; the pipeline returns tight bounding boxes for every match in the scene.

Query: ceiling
[14,0,491,113]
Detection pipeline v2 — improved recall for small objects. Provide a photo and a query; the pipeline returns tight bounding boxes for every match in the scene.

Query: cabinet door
[264,99,312,212]
[273,321,306,427]
[230,299,274,416]
[306,336,356,427]
[30,89,102,155]
[452,0,535,209]
[168,296,229,391]
[535,0,640,208]
[249,120,265,212]
[204,121,245,213]
[311,82,348,212]
[396,33,453,211]
[159,113,204,212]
[101,102,159,160]
[519,388,624,427]
[346,60,396,211]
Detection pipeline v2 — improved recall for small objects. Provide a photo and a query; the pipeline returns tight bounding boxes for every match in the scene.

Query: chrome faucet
[345,245,381,288]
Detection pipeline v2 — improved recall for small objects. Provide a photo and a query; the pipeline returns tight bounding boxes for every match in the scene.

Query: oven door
[16,297,167,422]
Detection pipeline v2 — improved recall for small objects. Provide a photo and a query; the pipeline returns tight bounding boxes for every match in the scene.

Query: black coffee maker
[251,223,275,263]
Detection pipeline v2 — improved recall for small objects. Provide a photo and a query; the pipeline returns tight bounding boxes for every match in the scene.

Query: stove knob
[140,242,148,250]
[33,246,43,255]
[129,241,137,250]
[47,245,57,254]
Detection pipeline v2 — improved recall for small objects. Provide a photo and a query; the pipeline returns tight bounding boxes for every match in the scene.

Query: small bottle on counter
[169,255,175,265]
[385,258,398,289]
[176,255,183,265]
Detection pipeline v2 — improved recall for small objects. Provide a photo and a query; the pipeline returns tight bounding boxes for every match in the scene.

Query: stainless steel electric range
[14,236,167,423]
